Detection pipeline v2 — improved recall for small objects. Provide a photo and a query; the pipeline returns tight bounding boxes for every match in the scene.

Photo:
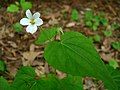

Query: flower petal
[26,9,32,19]
[20,18,30,26]
[33,12,40,19]
[26,25,37,34]
[35,18,43,26]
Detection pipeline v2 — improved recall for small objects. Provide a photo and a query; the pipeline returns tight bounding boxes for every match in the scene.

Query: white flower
[20,9,43,34]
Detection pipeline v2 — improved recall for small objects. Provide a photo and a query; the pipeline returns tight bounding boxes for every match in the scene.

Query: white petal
[33,12,40,19]
[26,9,32,19]
[26,25,37,34]
[20,18,30,26]
[35,18,43,26]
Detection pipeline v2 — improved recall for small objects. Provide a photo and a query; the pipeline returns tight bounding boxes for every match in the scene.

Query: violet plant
[0,8,120,90]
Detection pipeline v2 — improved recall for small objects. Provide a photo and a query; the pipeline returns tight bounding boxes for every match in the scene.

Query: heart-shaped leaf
[44,31,117,90]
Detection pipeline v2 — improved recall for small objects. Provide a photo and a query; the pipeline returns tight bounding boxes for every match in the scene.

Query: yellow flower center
[30,19,35,25]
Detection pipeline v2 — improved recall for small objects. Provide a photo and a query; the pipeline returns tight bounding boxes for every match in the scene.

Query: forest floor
[0,0,120,90]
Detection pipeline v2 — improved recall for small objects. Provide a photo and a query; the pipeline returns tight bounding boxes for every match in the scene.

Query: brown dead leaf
[22,44,44,66]
[0,14,4,27]
[7,66,17,77]
[56,70,66,79]
[84,77,96,90]
[66,22,76,27]
[7,60,21,77]
[8,41,17,48]
[32,60,44,66]
[43,12,60,20]
[30,44,35,51]
[44,62,49,74]
[102,38,114,52]
[62,5,71,13]
[35,66,45,76]
[22,51,40,66]
[48,18,59,25]
[100,53,114,62]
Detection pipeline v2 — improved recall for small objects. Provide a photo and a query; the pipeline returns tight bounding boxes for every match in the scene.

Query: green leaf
[20,0,25,4]
[60,75,83,90]
[0,60,6,72]
[94,21,100,27]
[109,59,119,69]
[11,66,83,90]
[44,31,117,90]
[106,65,120,89]
[31,74,60,90]
[100,18,108,26]
[13,23,23,32]
[111,42,120,50]
[31,74,83,90]
[21,1,32,11]
[0,76,10,90]
[7,4,19,13]
[85,21,92,27]
[93,34,101,42]
[92,25,98,31]
[35,27,59,45]
[12,66,36,90]
[93,16,100,23]
[15,66,36,78]
[111,22,120,30]
[71,9,79,21]
[103,30,112,37]
[84,10,93,21]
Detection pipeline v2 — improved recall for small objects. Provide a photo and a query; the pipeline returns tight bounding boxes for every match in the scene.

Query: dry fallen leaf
[22,51,40,66]
[66,22,76,27]
[56,70,66,79]
[84,77,96,90]
[35,66,45,76]
[8,41,17,48]
[100,52,114,62]
[101,38,113,52]
[22,44,43,66]
[48,18,59,25]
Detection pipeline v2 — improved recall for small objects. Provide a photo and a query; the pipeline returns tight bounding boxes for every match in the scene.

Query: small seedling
[84,10,108,31]
[111,42,120,50]
[7,0,32,13]
[7,4,19,13]
[103,30,112,37]
[20,0,32,11]
[100,18,108,26]
[93,34,101,42]
[71,9,79,21]
[111,22,120,30]
[13,22,23,32]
